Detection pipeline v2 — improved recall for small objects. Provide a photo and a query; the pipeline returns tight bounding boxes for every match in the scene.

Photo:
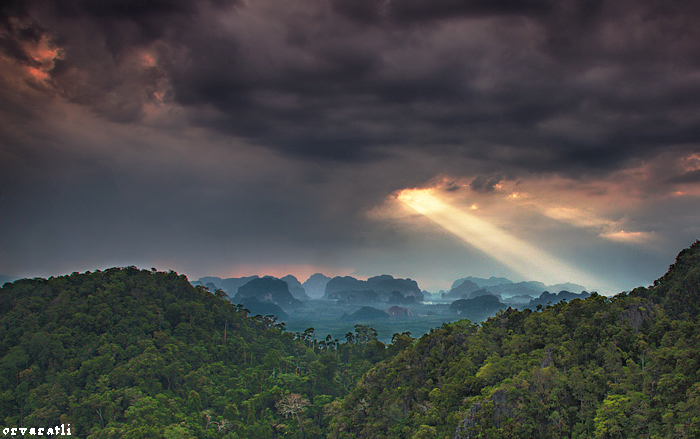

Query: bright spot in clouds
[600,230,654,244]
[140,52,157,67]
[396,188,613,292]
[543,206,609,228]
[542,206,654,244]
[24,35,62,84]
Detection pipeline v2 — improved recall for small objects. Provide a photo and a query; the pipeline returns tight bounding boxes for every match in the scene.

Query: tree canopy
[0,267,409,438]
[2,241,700,438]
[328,241,700,438]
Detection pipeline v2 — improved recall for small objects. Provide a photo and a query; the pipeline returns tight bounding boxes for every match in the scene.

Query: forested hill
[3,242,699,438]
[0,267,407,438]
[327,241,700,438]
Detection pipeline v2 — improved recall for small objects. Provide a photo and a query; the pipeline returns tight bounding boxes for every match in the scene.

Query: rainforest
[1,241,699,438]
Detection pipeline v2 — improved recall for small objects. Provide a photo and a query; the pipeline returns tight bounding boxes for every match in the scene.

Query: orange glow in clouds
[23,35,62,85]
[140,52,157,67]
[396,188,612,292]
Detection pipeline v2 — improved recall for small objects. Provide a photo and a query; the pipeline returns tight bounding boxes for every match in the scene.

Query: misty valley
[193,273,591,343]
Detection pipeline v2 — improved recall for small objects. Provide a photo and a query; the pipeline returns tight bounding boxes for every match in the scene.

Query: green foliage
[6,242,700,438]
[0,267,410,438]
[329,242,700,438]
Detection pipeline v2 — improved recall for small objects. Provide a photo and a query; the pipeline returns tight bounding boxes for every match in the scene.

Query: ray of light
[397,188,614,293]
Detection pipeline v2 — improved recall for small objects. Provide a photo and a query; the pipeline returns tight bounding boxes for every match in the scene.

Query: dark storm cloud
[3,0,700,293]
[388,0,556,21]
[0,0,239,122]
[470,175,503,193]
[0,1,46,65]
[4,0,700,175]
[668,170,700,185]
[331,0,557,24]
[177,0,700,174]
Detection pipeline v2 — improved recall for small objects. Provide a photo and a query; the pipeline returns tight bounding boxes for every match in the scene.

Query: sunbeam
[397,188,613,293]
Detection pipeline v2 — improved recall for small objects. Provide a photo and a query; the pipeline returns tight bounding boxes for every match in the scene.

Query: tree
[594,394,631,438]
[344,332,354,345]
[276,393,310,437]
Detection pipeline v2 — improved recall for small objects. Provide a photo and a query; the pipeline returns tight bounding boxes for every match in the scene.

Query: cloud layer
[2,0,699,292]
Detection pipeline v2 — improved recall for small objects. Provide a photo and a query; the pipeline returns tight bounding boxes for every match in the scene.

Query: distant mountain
[485,281,587,299]
[193,275,259,295]
[193,276,223,288]
[503,294,535,304]
[451,276,513,290]
[466,289,503,300]
[449,294,503,315]
[386,306,413,318]
[445,279,480,299]
[280,275,310,301]
[195,274,310,301]
[233,277,303,309]
[330,290,380,303]
[302,273,331,299]
[324,274,423,302]
[449,277,587,300]
[548,282,588,293]
[526,290,591,309]
[487,280,548,297]
[238,296,289,320]
[388,290,417,305]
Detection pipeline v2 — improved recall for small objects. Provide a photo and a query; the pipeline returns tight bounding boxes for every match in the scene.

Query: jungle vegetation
[1,240,699,438]
[0,267,410,438]
[329,241,700,438]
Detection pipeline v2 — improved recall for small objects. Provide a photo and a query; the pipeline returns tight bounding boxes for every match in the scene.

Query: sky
[1,0,699,295]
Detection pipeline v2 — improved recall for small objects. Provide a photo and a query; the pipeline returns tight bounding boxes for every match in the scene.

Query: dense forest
[0,267,411,438]
[329,241,700,438]
[1,241,699,438]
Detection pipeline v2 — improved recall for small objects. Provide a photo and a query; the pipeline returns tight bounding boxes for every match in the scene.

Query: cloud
[2,0,700,293]
[2,0,698,173]
[542,206,613,229]
[670,169,700,184]
[542,206,656,245]
[331,0,557,24]
[470,174,503,193]
[600,230,654,244]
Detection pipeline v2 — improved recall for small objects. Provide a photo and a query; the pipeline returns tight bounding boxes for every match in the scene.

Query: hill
[444,279,480,299]
[280,275,311,301]
[302,273,332,299]
[238,296,289,320]
[449,276,588,300]
[194,274,311,301]
[526,290,591,309]
[0,267,408,438]
[450,276,513,290]
[449,294,503,315]
[232,276,303,309]
[193,275,259,295]
[4,243,699,438]
[0,275,20,286]
[324,275,423,302]
[327,241,700,438]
